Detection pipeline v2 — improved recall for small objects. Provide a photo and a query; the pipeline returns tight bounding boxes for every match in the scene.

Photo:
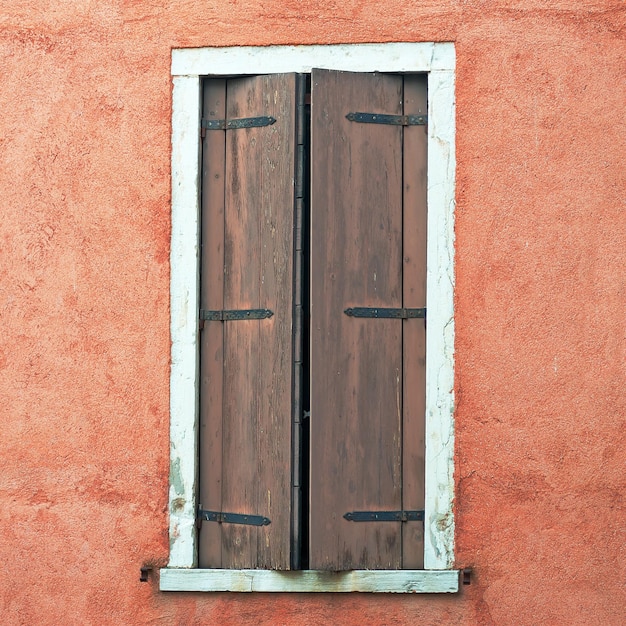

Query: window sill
[159,568,460,593]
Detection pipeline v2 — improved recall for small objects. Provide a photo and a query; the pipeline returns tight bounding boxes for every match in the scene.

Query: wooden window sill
[159,568,460,593]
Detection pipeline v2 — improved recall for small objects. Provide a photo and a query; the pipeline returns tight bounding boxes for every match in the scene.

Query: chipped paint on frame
[167,42,456,585]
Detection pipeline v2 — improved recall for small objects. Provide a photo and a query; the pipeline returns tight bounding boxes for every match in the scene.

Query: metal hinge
[344,307,426,319]
[201,116,276,133]
[346,112,427,126]
[462,568,472,585]
[344,510,424,522]
[198,509,271,527]
[200,309,273,322]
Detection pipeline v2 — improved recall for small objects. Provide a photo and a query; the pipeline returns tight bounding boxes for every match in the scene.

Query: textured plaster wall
[0,1,624,625]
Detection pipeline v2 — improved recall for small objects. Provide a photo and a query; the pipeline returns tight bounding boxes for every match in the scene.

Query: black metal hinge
[346,112,427,126]
[200,309,273,322]
[344,510,424,522]
[201,116,276,131]
[344,307,426,319]
[198,509,271,526]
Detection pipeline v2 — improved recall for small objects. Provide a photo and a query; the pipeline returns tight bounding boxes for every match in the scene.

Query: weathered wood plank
[310,69,404,570]
[160,568,459,593]
[198,79,227,568]
[219,74,296,569]
[402,74,428,569]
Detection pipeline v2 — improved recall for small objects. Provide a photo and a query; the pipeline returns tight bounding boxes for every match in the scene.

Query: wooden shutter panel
[198,74,297,569]
[309,70,427,570]
[401,75,428,569]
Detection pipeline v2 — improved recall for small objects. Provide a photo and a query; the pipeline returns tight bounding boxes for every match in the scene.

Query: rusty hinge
[198,508,271,527]
[344,510,424,522]
[346,112,427,126]
[200,309,273,322]
[139,566,152,582]
[344,307,426,319]
[201,116,276,133]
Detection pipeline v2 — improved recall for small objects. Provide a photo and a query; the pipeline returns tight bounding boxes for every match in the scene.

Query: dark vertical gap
[300,75,312,570]
[291,74,311,569]
[291,74,305,569]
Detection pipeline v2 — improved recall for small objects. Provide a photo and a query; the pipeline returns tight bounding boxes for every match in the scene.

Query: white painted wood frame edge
[168,42,456,589]
[160,568,460,593]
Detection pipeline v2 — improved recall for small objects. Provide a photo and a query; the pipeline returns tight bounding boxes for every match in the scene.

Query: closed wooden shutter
[198,74,297,569]
[198,70,427,571]
[309,70,427,570]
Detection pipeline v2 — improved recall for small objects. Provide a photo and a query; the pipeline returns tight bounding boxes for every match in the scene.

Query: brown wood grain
[201,71,427,571]
[199,78,226,568]
[401,74,428,569]
[310,69,404,570]
[200,74,296,569]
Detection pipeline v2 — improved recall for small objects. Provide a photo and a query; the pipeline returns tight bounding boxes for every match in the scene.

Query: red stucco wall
[1,2,625,624]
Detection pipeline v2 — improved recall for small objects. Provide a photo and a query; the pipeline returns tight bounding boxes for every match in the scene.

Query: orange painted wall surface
[1,1,625,624]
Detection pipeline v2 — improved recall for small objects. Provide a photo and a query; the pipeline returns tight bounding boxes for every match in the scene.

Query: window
[163,43,456,593]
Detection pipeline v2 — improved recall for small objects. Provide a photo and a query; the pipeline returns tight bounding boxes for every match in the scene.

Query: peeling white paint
[172,43,454,77]
[168,43,456,583]
[169,75,201,569]
[160,568,459,593]
[423,66,456,570]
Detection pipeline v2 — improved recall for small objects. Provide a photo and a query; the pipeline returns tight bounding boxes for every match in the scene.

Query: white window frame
[162,42,456,593]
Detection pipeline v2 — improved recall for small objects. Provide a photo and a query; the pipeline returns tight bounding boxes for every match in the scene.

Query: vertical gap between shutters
[304,76,311,570]
[296,75,312,570]
[291,74,305,569]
